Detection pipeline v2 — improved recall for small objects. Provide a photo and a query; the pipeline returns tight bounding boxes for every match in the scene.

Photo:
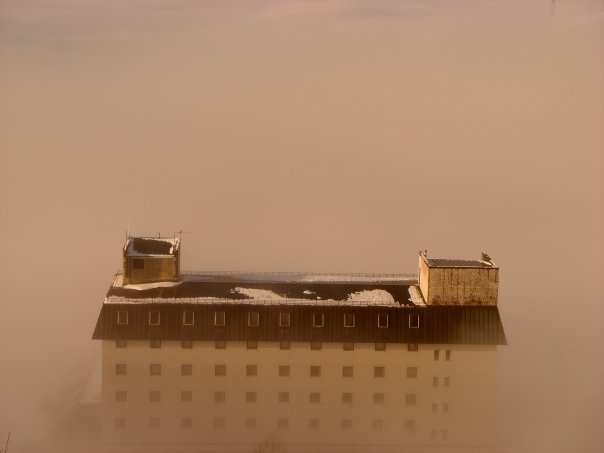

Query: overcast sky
[0,1,603,452]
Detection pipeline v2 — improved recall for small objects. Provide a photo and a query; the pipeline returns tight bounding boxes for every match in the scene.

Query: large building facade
[92,238,506,453]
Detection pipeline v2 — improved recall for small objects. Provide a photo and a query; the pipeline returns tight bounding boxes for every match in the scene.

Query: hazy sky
[0,1,603,452]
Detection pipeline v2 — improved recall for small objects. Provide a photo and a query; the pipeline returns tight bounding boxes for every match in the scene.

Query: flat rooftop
[106,272,418,307]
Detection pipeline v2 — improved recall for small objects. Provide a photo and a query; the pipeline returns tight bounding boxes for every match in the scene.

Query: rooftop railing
[105,297,413,307]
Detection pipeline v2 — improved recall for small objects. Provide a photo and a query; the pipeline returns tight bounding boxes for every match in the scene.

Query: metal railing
[105,297,409,307]
[179,270,417,281]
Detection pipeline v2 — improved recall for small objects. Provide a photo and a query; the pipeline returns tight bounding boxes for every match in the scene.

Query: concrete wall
[101,340,498,452]
[418,255,498,306]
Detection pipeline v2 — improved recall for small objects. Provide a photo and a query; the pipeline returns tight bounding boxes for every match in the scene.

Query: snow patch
[234,287,285,300]
[122,281,182,290]
[346,290,396,305]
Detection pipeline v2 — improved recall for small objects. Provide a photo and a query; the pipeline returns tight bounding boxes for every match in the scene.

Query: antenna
[126,222,130,240]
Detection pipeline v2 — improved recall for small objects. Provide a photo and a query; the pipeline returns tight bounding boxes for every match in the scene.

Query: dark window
[149,364,161,376]
[311,341,322,350]
[433,377,439,387]
[344,313,355,327]
[182,311,194,326]
[148,417,160,429]
[280,341,290,350]
[309,392,320,403]
[214,311,225,326]
[246,365,257,376]
[407,367,418,378]
[309,418,319,429]
[342,366,353,377]
[377,313,389,328]
[245,392,257,403]
[117,310,128,325]
[181,417,192,428]
[373,392,384,404]
[247,340,258,349]
[214,391,226,403]
[443,403,449,413]
[408,343,419,352]
[312,312,324,327]
[444,377,450,387]
[442,430,448,440]
[310,365,321,377]
[215,364,226,376]
[279,365,290,377]
[277,418,289,429]
[406,393,417,405]
[409,313,420,328]
[181,391,192,402]
[115,391,127,402]
[278,392,289,403]
[245,418,256,429]
[181,340,193,349]
[375,342,386,351]
[434,350,440,361]
[279,312,291,327]
[374,366,385,378]
[214,418,225,429]
[372,419,384,430]
[150,339,161,348]
[343,342,354,351]
[149,391,160,402]
[404,419,416,431]
[248,312,259,327]
[116,339,127,348]
[341,419,352,430]
[181,364,192,376]
[115,417,126,428]
[115,363,127,375]
[149,311,160,326]
[445,350,451,361]
[342,392,353,403]
[132,258,144,269]
[215,339,226,349]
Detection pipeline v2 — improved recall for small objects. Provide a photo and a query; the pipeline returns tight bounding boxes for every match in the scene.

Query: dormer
[417,250,499,305]
[122,236,180,285]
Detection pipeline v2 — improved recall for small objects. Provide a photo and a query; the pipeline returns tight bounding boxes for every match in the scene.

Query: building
[92,237,506,453]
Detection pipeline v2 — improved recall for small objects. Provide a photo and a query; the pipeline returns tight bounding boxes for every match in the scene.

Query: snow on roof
[125,237,180,257]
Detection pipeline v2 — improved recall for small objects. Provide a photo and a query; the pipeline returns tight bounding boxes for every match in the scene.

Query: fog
[0,0,602,452]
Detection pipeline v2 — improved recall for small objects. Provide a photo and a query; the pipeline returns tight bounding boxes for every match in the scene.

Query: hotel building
[92,237,506,452]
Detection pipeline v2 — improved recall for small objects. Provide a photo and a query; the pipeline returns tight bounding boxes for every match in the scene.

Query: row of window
[115,417,428,432]
[115,390,446,405]
[115,339,425,352]
[115,364,421,378]
[116,310,421,329]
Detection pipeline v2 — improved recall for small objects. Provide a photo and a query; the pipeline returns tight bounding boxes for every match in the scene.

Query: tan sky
[0,1,603,452]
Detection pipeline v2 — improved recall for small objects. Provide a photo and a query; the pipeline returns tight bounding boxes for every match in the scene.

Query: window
[343,342,354,351]
[310,365,321,377]
[181,364,192,376]
[279,312,291,327]
[115,363,127,375]
[114,417,126,428]
[432,403,438,413]
[433,377,439,387]
[309,392,321,403]
[434,350,440,361]
[248,312,259,327]
[215,364,226,376]
[441,430,448,440]
[311,341,322,350]
[150,339,161,348]
[182,311,194,326]
[214,418,225,429]
[404,419,416,431]
[409,313,420,328]
[406,366,418,378]
[148,417,160,429]
[116,339,127,348]
[181,340,193,349]
[344,313,355,327]
[215,339,226,349]
[444,377,450,387]
[279,365,290,377]
[132,258,144,269]
[246,365,257,377]
[149,364,161,376]
[245,392,257,403]
[341,419,352,430]
[214,311,225,326]
[312,312,324,327]
[406,393,417,405]
[149,391,160,402]
[309,418,319,429]
[247,340,258,349]
[181,391,192,402]
[278,418,289,430]
[431,429,438,440]
[181,417,192,428]
[445,350,451,361]
[115,391,127,402]
[278,392,289,403]
[245,418,256,429]
[148,311,160,326]
[372,419,384,430]
[373,393,384,404]
[408,343,418,352]
[375,342,386,351]
[280,341,290,350]
[117,310,128,325]
[214,391,226,403]
[342,392,353,404]
[374,366,385,378]
[443,403,449,413]
[342,366,353,378]
[377,313,389,328]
